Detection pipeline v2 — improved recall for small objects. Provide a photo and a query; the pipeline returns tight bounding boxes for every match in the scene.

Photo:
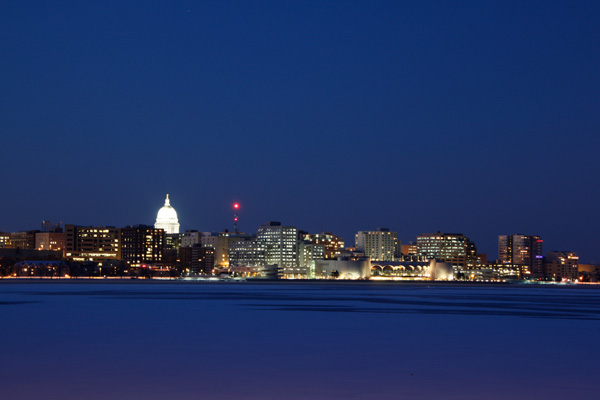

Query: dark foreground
[1,280,598,399]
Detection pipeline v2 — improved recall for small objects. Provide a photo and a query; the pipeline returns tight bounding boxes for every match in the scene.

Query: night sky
[1,1,599,261]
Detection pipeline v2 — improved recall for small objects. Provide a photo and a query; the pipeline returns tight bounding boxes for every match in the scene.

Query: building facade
[228,239,266,267]
[155,194,180,234]
[179,245,215,275]
[302,232,345,259]
[121,225,164,268]
[355,228,399,262]
[498,234,543,279]
[257,222,298,274]
[65,225,121,264]
[543,251,578,281]
[10,231,39,249]
[416,232,477,268]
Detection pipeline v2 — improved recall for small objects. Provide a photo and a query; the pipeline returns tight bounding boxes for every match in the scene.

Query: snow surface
[1,280,598,399]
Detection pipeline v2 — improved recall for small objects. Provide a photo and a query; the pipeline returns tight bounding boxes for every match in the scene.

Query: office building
[65,225,121,264]
[228,238,266,267]
[257,222,298,275]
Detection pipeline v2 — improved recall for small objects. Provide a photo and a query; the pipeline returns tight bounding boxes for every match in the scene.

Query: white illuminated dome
[155,194,180,234]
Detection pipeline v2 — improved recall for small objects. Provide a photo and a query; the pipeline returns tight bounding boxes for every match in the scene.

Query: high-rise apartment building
[498,234,543,279]
[355,228,399,262]
[417,232,477,268]
[121,225,164,267]
[65,225,121,264]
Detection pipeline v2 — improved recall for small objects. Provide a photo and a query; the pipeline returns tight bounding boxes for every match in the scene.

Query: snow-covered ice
[1,280,598,399]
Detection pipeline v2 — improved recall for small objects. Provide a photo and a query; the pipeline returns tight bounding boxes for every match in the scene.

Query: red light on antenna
[234,217,238,222]
[233,203,240,209]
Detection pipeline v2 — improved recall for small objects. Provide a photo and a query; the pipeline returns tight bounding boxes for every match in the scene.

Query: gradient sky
[1,1,599,261]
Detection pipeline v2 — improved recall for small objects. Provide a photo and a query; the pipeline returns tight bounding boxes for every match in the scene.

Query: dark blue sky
[1,1,599,261]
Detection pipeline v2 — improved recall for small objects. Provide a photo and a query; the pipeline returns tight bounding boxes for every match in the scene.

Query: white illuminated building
[155,194,180,234]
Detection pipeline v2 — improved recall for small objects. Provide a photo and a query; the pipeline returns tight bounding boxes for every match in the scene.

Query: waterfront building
[316,253,371,279]
[302,232,345,259]
[543,251,578,282]
[179,244,215,275]
[498,234,543,279]
[298,241,326,277]
[257,222,298,275]
[416,232,477,268]
[200,232,245,268]
[65,225,121,264]
[228,238,266,267]
[155,194,180,234]
[355,228,399,262]
[121,225,164,268]
[578,263,600,282]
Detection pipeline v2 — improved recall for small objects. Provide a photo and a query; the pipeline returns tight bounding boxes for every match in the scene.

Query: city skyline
[2,2,599,262]
[2,3,599,399]
[0,192,597,264]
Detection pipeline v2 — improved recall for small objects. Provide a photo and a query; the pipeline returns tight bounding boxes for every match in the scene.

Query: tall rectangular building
[257,222,298,274]
[121,225,164,268]
[498,234,543,279]
[355,228,399,262]
[65,225,121,264]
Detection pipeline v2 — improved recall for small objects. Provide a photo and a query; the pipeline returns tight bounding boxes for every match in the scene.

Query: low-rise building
[543,251,579,281]
[35,232,66,253]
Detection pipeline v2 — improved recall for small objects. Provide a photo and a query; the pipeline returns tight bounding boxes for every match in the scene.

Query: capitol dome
[155,194,180,234]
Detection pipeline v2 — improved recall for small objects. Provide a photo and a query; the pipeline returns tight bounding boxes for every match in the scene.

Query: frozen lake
[1,280,599,399]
